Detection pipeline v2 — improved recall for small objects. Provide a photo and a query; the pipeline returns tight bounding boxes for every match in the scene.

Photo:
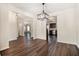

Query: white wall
[8,11,18,41]
[75,4,79,47]
[0,4,34,51]
[36,19,46,40]
[55,4,79,47]
[32,18,37,39]
[0,4,19,50]
[51,8,76,45]
[17,16,24,36]
[0,4,9,50]
[32,16,46,40]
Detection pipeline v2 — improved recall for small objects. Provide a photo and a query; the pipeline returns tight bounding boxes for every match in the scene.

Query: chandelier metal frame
[37,3,49,21]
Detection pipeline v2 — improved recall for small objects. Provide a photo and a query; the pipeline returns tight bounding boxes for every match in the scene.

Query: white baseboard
[8,33,18,41]
[76,44,79,48]
[0,33,18,51]
[9,37,17,42]
[57,40,77,45]
[0,37,17,51]
[77,45,79,48]
[0,45,9,51]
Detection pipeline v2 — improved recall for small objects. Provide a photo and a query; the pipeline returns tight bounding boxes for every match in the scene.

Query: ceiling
[12,3,75,17]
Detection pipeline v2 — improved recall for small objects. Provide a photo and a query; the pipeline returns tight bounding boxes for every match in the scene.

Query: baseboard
[0,46,9,51]
[57,40,77,45]
[35,38,46,41]
[77,45,79,48]
[9,37,17,42]
[76,43,79,48]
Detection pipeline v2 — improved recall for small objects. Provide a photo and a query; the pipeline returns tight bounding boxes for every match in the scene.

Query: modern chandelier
[37,3,49,21]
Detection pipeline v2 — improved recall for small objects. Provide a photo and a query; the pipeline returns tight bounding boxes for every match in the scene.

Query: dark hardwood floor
[1,36,79,56]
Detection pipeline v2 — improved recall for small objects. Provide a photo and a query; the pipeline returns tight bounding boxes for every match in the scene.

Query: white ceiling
[12,3,75,16]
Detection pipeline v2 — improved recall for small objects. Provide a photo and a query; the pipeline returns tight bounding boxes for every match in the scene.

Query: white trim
[8,32,18,41]
[9,37,17,42]
[77,45,79,48]
[57,40,77,45]
[57,40,79,49]
[0,36,17,51]
[0,45,9,51]
[76,43,79,48]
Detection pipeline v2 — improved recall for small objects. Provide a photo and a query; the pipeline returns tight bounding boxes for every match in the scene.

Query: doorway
[46,16,57,43]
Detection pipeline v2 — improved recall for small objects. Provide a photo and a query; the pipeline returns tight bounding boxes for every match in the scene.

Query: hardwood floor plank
[1,36,79,56]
